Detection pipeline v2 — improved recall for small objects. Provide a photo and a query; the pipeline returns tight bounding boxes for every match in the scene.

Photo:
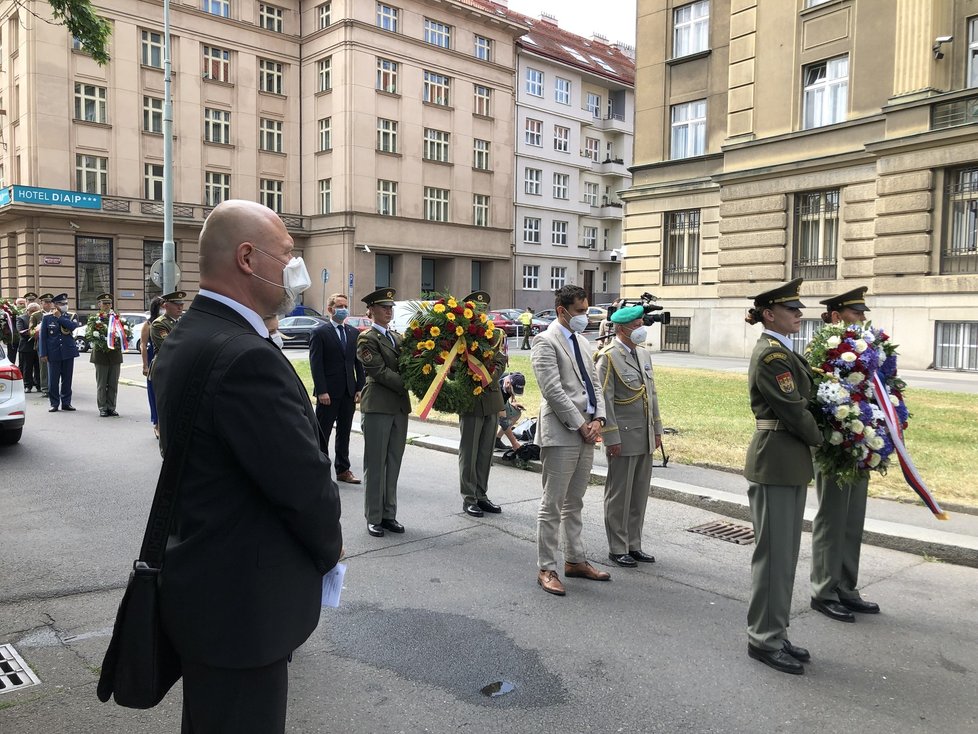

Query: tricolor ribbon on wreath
[870,370,948,520]
[416,338,492,420]
[106,313,129,351]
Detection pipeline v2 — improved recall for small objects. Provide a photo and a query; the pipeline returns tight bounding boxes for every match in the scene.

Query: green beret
[611,305,644,324]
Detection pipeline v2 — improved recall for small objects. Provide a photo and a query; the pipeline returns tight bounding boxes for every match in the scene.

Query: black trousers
[180,657,289,734]
[316,394,356,475]
[19,348,39,389]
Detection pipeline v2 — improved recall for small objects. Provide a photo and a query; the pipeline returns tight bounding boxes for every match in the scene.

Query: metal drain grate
[0,644,41,695]
[687,520,755,545]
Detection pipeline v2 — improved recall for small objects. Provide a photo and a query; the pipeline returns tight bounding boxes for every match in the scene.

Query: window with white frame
[258,58,284,94]
[935,321,978,371]
[804,0,833,6]
[673,0,709,58]
[203,45,231,82]
[377,2,399,31]
[522,264,540,289]
[318,178,331,214]
[552,173,569,199]
[473,84,492,116]
[525,118,542,146]
[474,35,492,61]
[203,0,229,18]
[261,178,284,213]
[553,125,570,153]
[317,57,332,92]
[555,76,571,105]
[524,167,542,195]
[526,67,544,96]
[523,217,541,243]
[143,96,163,133]
[793,190,839,280]
[423,70,451,106]
[259,118,283,152]
[670,99,706,158]
[377,118,398,152]
[259,4,284,33]
[473,194,489,227]
[204,108,231,144]
[204,171,231,206]
[550,266,567,290]
[318,2,331,29]
[583,181,599,206]
[72,36,87,53]
[74,83,107,123]
[423,128,450,163]
[552,220,568,245]
[144,163,164,200]
[318,117,331,151]
[141,30,163,68]
[473,139,490,170]
[76,154,107,194]
[424,187,449,222]
[582,225,597,248]
[970,18,978,87]
[424,18,451,48]
[377,57,398,93]
[584,137,600,161]
[942,167,978,274]
[586,92,601,118]
[378,179,397,216]
[663,209,701,285]
[803,55,848,129]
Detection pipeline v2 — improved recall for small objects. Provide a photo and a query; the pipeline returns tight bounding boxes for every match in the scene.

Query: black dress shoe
[48,406,59,412]
[839,597,880,614]
[782,639,811,662]
[629,549,656,563]
[608,553,637,568]
[463,502,484,518]
[367,523,385,537]
[107,409,119,417]
[477,498,502,513]
[61,404,76,411]
[748,644,804,675]
[380,519,405,533]
[811,598,855,623]
[99,410,109,417]
[494,438,508,450]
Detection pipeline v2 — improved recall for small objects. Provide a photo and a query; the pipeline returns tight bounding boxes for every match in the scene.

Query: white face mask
[628,325,648,344]
[252,248,311,315]
[270,331,285,349]
[568,314,589,333]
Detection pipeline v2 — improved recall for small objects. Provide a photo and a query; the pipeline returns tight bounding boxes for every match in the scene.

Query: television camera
[601,292,670,339]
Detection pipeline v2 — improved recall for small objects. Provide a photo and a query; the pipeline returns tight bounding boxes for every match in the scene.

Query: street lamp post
[161,0,176,294]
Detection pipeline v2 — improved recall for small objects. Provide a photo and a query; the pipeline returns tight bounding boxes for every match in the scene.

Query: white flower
[834,406,850,421]
[849,405,862,416]
[840,352,858,363]
[829,431,844,445]
[817,381,847,405]
[863,331,875,344]
[846,372,865,386]
[854,339,868,353]
[850,419,865,433]
[869,436,885,450]
[868,452,883,468]
[889,395,900,406]
[863,426,876,439]
[878,350,886,365]
[826,335,841,348]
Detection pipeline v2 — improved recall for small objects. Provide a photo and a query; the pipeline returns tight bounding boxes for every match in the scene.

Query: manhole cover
[0,644,41,695]
[687,520,755,545]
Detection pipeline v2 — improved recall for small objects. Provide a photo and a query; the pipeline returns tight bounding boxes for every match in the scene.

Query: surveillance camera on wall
[69,221,80,230]
[936,35,953,44]
[362,243,371,253]
[934,35,953,59]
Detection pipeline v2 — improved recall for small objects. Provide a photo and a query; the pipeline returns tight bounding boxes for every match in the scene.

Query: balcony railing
[793,258,837,280]
[932,95,978,130]
[662,266,698,286]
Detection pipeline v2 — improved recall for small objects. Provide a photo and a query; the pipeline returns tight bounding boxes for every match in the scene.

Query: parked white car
[73,312,150,353]
[0,342,26,445]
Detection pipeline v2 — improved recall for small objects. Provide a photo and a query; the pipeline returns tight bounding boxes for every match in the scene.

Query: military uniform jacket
[356,326,411,415]
[460,333,507,417]
[744,334,823,486]
[89,311,125,366]
[37,312,80,361]
[150,314,177,352]
[595,339,662,455]
[28,309,46,347]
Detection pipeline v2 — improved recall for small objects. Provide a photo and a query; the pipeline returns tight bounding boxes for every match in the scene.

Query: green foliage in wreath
[85,312,133,352]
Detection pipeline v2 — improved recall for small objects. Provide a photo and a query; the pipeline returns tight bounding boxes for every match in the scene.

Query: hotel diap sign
[0,185,102,210]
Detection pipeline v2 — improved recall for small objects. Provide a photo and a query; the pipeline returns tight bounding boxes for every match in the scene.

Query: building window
[420,257,436,296]
[555,77,571,105]
[969,18,978,87]
[526,67,544,96]
[423,70,451,106]
[377,57,398,93]
[258,58,284,94]
[793,190,839,280]
[522,264,540,290]
[582,225,597,248]
[584,181,599,206]
[473,84,492,116]
[141,29,163,68]
[143,96,163,133]
[935,321,978,371]
[144,163,164,201]
[662,316,691,353]
[473,194,489,227]
[317,178,331,214]
[74,83,107,123]
[318,2,331,29]
[143,240,163,309]
[553,173,569,200]
[790,319,822,354]
[550,266,567,290]
[75,154,107,194]
[474,34,492,61]
[375,253,393,289]
[553,125,570,153]
[259,4,284,32]
[424,187,449,222]
[318,117,331,151]
[471,260,483,291]
[805,0,833,6]
[552,220,568,245]
[423,128,450,163]
[943,167,978,274]
[76,236,113,313]
[72,36,88,53]
[663,209,700,285]
[378,179,397,216]
[204,108,231,144]
[203,0,229,18]
[377,118,398,153]
[205,171,231,206]
[261,178,284,213]
[424,18,451,48]
[317,57,332,92]
[673,0,709,58]
[670,99,706,159]
[473,139,490,170]
[585,92,601,118]
[523,217,541,243]
[524,168,542,195]
[525,118,542,146]
[259,117,283,152]
[803,55,848,129]
[203,45,230,82]
[584,137,600,161]
[377,3,399,32]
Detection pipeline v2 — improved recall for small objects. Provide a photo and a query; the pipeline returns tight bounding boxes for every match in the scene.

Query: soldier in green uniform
[356,288,411,538]
[458,291,508,518]
[29,293,53,397]
[150,290,186,353]
[595,305,662,568]
[90,293,126,417]
[744,278,823,675]
[809,286,880,622]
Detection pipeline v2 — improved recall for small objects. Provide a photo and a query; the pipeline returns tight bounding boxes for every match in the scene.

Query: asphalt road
[1,356,976,733]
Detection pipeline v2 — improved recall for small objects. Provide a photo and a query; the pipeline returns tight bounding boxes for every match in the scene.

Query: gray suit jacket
[531,320,605,447]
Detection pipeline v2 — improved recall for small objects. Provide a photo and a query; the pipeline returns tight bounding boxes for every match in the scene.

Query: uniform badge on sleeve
[776,372,795,393]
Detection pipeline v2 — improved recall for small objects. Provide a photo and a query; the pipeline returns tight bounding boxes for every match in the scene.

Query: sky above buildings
[505,0,638,47]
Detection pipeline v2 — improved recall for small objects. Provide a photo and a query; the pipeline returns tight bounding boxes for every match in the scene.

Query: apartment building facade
[623,0,978,370]
[0,0,524,314]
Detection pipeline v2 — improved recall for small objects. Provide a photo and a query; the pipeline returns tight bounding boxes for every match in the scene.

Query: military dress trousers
[458,334,507,504]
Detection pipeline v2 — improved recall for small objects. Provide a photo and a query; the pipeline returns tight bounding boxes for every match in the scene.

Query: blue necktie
[337,324,346,350]
[570,333,596,411]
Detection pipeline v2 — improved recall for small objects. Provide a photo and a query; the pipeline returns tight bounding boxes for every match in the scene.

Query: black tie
[570,333,597,411]
[338,325,346,350]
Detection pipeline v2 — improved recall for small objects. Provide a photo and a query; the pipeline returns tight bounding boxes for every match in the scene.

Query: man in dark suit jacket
[310,292,365,484]
[151,199,343,733]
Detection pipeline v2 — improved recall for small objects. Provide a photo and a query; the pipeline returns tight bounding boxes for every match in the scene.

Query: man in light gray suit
[531,285,610,596]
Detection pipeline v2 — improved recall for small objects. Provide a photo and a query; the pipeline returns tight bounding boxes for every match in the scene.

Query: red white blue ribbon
[106,313,128,351]
[870,371,948,520]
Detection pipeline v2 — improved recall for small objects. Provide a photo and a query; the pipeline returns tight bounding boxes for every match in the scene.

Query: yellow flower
[447,298,458,308]
[410,321,419,329]
[433,303,446,313]
[446,312,456,321]
[473,386,483,395]
[463,308,473,319]
[424,340,436,350]
[470,341,478,351]
[472,371,480,381]
[483,351,493,359]
[421,364,432,375]
[429,325,441,337]
[455,325,464,336]
[457,341,467,353]
[439,350,451,360]
[479,313,487,323]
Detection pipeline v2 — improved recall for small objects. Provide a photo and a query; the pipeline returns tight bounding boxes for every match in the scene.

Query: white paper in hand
[321,562,346,608]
